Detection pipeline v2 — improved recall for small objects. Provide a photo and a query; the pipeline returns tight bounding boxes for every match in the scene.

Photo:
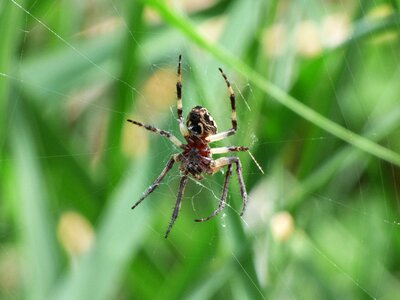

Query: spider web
[1,0,400,299]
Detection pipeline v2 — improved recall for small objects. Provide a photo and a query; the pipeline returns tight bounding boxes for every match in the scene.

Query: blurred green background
[1,0,400,299]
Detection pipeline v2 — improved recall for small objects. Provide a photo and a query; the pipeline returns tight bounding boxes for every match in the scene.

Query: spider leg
[210,146,248,155]
[176,55,189,138]
[211,157,248,216]
[131,155,177,210]
[127,119,184,149]
[195,163,233,222]
[206,68,237,143]
[165,175,188,238]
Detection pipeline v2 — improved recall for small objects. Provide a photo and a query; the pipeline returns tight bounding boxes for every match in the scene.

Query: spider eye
[191,123,204,134]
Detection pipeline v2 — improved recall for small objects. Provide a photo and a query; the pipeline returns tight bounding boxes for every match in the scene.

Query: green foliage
[1,0,400,299]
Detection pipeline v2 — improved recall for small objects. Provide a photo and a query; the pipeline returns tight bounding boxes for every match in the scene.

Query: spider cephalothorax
[127,55,249,238]
[186,106,217,137]
[180,106,217,179]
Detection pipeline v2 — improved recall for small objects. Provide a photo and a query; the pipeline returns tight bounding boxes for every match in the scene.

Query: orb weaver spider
[127,55,248,238]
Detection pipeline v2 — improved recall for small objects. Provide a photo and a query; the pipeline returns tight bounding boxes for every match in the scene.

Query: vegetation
[1,0,400,299]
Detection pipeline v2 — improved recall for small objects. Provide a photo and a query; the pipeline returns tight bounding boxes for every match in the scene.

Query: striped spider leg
[176,54,189,138]
[205,67,237,143]
[125,121,187,239]
[195,147,249,222]
[126,56,189,238]
[126,120,184,148]
[195,68,248,222]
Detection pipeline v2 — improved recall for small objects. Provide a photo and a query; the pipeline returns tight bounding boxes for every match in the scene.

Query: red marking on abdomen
[185,136,211,157]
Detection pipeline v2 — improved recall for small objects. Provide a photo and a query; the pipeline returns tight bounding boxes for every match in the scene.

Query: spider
[127,55,249,238]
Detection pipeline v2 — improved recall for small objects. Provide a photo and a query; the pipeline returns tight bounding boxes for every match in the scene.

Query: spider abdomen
[179,142,213,179]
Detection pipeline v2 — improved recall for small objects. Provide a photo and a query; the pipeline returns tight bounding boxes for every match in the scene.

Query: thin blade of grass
[51,156,152,300]
[144,0,400,167]
[0,1,25,156]
[338,13,400,49]
[11,107,59,300]
[287,106,400,207]
[105,1,145,190]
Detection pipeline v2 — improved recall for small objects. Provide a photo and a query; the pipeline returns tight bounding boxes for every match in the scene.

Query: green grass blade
[11,107,59,300]
[105,1,145,184]
[52,156,152,300]
[144,0,400,167]
[341,13,400,48]
[0,1,25,155]
[288,106,400,207]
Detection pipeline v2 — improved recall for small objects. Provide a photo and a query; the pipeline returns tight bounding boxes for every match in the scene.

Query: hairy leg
[206,68,237,143]
[211,157,248,216]
[127,119,184,148]
[176,55,189,137]
[195,163,233,222]
[131,155,177,210]
[165,175,188,238]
